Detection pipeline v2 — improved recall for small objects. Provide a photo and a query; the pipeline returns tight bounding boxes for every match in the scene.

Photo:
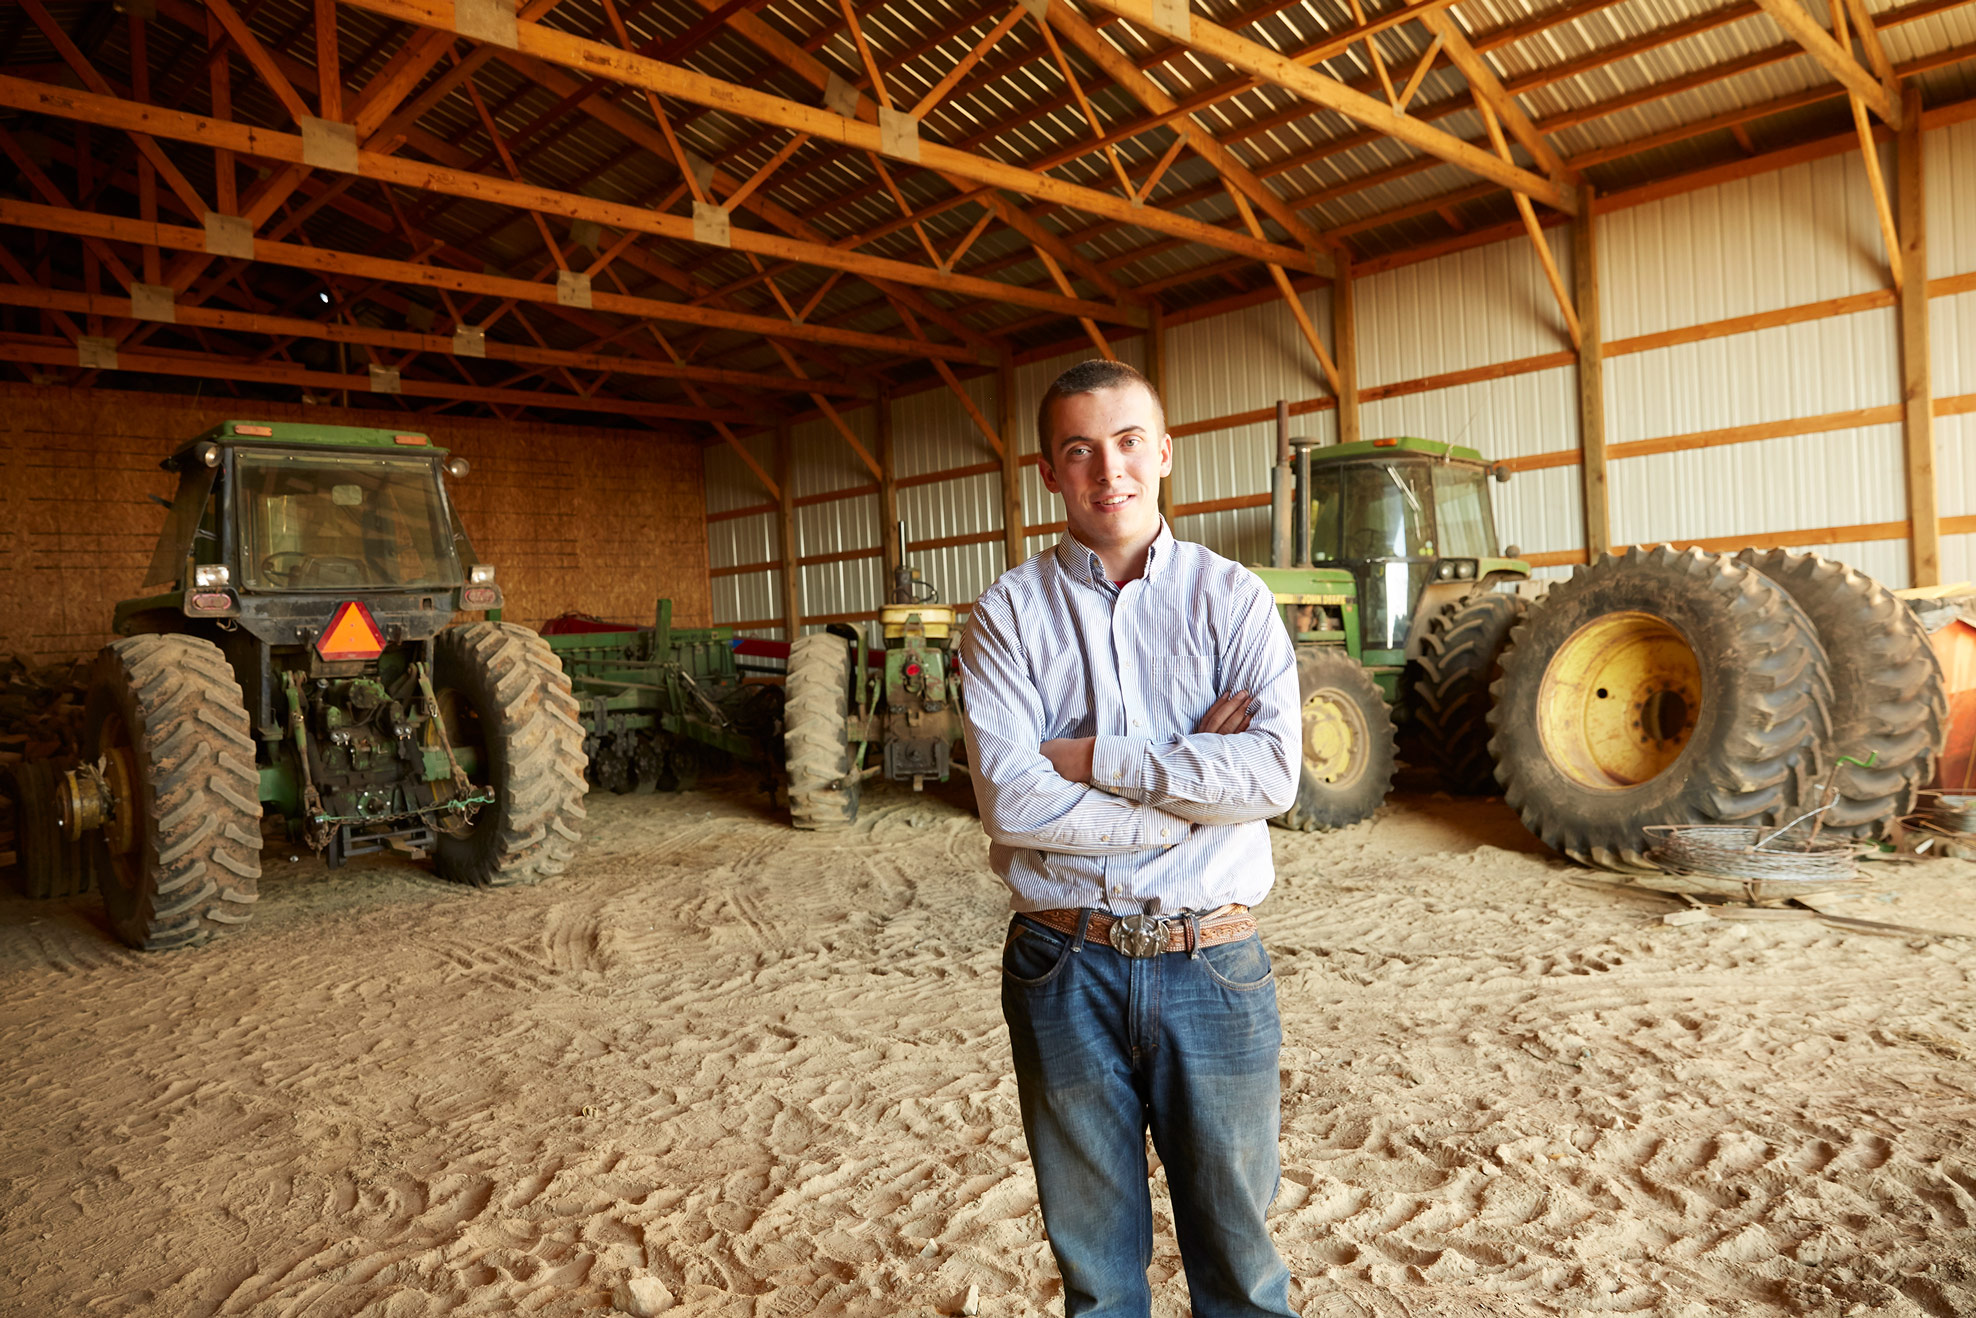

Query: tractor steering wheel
[260,551,310,585]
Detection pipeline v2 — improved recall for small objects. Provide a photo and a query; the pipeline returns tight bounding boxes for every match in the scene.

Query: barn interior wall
[704,120,1976,626]
[0,384,711,667]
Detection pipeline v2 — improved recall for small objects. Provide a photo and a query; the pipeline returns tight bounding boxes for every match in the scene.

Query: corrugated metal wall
[1931,118,1976,585]
[705,121,1976,623]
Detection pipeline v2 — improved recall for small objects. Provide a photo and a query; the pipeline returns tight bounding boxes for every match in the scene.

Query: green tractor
[27,420,588,949]
[1251,406,1532,830]
[782,524,963,828]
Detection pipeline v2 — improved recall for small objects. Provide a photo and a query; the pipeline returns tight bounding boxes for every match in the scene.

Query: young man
[959,360,1303,1317]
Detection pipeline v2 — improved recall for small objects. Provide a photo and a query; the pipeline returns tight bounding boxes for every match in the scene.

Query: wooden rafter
[1473,95,1579,346]
[1414,7,1573,184]
[1749,0,1903,125]
[332,0,1326,274]
[1225,185,1340,394]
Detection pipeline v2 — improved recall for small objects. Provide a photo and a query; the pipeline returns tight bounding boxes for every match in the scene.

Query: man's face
[1038,383,1172,552]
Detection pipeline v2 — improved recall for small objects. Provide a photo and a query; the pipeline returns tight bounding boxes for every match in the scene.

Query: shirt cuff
[1091,734,1151,800]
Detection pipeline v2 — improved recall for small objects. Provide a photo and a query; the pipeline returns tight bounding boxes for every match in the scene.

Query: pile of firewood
[0,654,87,769]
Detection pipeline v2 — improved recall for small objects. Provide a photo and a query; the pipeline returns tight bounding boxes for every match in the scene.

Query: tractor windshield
[1432,464,1500,558]
[1338,462,1435,560]
[235,450,462,591]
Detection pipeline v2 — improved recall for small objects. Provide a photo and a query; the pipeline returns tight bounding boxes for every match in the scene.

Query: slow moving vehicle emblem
[317,601,386,661]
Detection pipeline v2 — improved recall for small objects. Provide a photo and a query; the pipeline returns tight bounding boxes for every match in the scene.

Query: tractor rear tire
[1277,646,1397,832]
[83,636,262,950]
[432,622,589,888]
[1412,592,1528,794]
[1489,546,1829,872]
[3,760,85,898]
[785,632,859,829]
[1734,549,1948,839]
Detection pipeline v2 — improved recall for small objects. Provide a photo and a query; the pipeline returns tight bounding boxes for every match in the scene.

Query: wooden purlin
[0,196,975,363]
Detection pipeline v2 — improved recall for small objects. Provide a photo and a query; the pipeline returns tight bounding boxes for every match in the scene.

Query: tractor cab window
[1339,462,1434,560]
[236,451,462,591]
[1432,464,1499,559]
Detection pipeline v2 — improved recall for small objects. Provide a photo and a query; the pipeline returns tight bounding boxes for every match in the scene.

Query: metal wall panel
[1600,147,1888,342]
[703,431,773,513]
[1356,226,1575,383]
[1932,287,1976,401]
[1928,118,1976,286]
[1939,412,1974,520]
[1945,533,1976,587]
[1165,296,1336,531]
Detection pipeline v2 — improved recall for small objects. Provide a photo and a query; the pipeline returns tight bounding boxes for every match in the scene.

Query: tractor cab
[1303,437,1527,663]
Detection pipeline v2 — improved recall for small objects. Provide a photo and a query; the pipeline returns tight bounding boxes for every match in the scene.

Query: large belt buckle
[1109,913,1170,958]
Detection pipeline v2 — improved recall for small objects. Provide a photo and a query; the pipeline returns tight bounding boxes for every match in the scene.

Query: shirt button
[1161,829,1169,838]
[1100,834,1110,841]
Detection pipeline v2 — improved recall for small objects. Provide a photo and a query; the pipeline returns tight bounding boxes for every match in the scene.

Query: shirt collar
[1054,520,1175,591]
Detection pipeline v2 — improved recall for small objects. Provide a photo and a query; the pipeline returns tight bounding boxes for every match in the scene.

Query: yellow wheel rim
[1538,611,1702,789]
[1303,688,1367,787]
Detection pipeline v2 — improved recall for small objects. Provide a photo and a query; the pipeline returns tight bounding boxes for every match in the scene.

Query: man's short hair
[1035,360,1166,460]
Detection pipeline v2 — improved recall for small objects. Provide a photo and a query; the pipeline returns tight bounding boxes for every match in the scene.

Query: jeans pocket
[1003,920,1075,987]
[1199,934,1274,991]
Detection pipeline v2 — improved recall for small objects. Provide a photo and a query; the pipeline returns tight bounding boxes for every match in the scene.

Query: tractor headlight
[1456,561,1476,579]
[445,457,471,478]
[193,563,231,587]
[1437,562,1456,580]
[469,564,496,584]
[196,441,221,467]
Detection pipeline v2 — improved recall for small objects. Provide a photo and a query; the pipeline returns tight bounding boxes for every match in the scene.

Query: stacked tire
[784,632,859,829]
[1486,547,1944,873]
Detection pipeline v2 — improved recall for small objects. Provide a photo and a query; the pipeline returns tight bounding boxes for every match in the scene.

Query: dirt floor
[2,778,1974,1318]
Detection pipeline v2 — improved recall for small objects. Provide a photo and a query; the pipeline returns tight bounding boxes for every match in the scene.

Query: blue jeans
[1001,913,1296,1317]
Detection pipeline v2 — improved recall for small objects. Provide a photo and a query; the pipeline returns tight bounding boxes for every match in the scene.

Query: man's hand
[1040,736,1096,784]
[1194,690,1254,736]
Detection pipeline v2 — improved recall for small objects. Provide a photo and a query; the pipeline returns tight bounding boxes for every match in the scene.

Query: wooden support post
[1896,87,1939,587]
[998,351,1026,570]
[1333,256,1361,446]
[777,420,802,639]
[1573,189,1610,562]
[1146,304,1175,525]
[879,388,901,593]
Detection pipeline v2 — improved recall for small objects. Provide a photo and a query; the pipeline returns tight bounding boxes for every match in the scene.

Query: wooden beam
[0,282,860,396]
[1573,189,1609,561]
[315,0,344,123]
[0,336,732,423]
[330,0,1325,273]
[1042,0,1335,269]
[999,351,1026,570]
[1145,303,1176,523]
[202,0,316,124]
[1896,85,1938,586]
[1414,7,1573,185]
[0,195,979,363]
[933,359,1005,457]
[1851,93,1905,292]
[1227,186,1340,393]
[1071,0,1578,214]
[1475,96,1581,347]
[776,421,802,640]
[0,75,1136,334]
[1748,0,1901,126]
[879,389,902,591]
[1333,252,1360,445]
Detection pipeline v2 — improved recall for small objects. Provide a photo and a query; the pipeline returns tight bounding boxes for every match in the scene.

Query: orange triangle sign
[317,601,386,661]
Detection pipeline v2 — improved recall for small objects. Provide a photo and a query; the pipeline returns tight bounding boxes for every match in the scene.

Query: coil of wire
[1645,824,1858,882]
[1928,794,1976,836]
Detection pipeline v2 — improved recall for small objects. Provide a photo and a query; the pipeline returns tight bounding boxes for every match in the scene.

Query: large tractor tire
[432,622,588,888]
[82,636,262,950]
[1277,647,1397,832]
[1735,549,1948,839]
[785,632,859,829]
[3,760,86,899]
[1412,592,1528,794]
[1489,546,1829,872]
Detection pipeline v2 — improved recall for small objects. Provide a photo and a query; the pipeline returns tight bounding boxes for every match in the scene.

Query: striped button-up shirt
[959,523,1301,916]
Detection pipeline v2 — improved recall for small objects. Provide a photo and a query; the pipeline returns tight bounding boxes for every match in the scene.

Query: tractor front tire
[785,632,859,829]
[1277,646,1397,832]
[83,636,262,950]
[1412,592,1527,794]
[432,622,588,888]
[1734,549,1948,839]
[1489,546,1828,872]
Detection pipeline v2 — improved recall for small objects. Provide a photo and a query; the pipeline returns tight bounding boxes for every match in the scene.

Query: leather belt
[1024,904,1255,958]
